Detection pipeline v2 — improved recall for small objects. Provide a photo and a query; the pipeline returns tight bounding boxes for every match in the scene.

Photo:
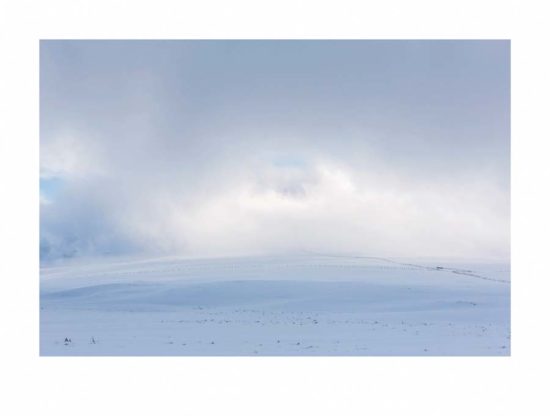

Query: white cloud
[40,132,105,179]
[40,40,510,262]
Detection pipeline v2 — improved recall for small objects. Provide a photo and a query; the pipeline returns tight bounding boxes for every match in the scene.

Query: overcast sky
[40,40,510,261]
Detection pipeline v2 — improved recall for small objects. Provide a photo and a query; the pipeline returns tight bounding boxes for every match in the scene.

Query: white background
[0,1,548,415]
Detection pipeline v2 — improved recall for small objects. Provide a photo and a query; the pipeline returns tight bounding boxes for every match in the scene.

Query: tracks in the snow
[41,254,510,284]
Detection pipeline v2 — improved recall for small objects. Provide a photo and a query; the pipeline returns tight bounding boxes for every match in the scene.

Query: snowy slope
[40,254,510,356]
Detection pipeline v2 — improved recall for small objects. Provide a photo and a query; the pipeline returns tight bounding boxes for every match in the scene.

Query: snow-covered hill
[40,254,510,356]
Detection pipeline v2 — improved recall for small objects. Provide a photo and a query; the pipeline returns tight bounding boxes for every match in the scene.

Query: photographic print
[39,40,510,356]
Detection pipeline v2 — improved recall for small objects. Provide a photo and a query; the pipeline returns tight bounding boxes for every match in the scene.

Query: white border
[1,1,549,415]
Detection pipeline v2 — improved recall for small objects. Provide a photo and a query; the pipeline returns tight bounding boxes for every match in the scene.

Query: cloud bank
[40,40,510,261]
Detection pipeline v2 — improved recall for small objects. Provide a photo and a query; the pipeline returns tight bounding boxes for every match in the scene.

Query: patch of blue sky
[271,154,308,168]
[40,177,64,202]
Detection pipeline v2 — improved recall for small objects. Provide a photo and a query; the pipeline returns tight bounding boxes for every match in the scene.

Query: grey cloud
[40,40,510,262]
